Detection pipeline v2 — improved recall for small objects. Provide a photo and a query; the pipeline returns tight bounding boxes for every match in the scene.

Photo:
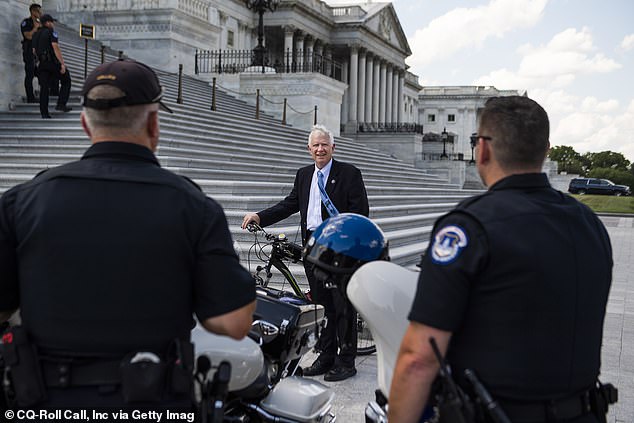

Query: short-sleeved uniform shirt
[0,142,255,355]
[33,27,59,60]
[410,173,612,401]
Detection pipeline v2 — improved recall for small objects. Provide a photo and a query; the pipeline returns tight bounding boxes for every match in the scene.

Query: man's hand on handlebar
[242,212,261,230]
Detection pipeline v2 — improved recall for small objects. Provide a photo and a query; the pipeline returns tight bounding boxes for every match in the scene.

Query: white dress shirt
[306,159,333,231]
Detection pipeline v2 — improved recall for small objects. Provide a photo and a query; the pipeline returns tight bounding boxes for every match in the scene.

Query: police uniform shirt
[0,142,256,354]
[409,173,613,400]
[20,17,35,50]
[33,26,59,60]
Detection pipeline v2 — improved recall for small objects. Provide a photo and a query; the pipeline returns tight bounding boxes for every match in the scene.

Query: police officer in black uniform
[20,3,41,103]
[0,59,256,408]
[32,14,72,119]
[388,96,614,423]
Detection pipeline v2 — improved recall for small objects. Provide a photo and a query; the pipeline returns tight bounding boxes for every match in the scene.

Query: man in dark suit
[242,124,369,381]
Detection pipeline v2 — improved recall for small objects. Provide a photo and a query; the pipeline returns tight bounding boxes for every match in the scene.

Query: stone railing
[62,0,208,21]
[331,6,366,18]
[177,0,208,21]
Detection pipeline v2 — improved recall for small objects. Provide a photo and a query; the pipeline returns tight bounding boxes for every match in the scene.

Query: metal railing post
[255,89,260,120]
[314,105,317,125]
[100,45,105,64]
[195,50,199,75]
[218,50,223,74]
[177,64,184,104]
[282,98,287,125]
[84,38,88,80]
[211,77,217,111]
[118,50,123,60]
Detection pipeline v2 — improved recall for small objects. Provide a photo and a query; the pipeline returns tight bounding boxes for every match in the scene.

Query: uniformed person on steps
[20,3,41,103]
[32,14,72,119]
[0,59,256,409]
[388,96,614,423]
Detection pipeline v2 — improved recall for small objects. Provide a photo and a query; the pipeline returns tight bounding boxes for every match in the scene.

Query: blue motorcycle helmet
[303,213,389,280]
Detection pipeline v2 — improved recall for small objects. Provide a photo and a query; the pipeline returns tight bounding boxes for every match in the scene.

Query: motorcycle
[192,285,336,422]
[346,261,419,423]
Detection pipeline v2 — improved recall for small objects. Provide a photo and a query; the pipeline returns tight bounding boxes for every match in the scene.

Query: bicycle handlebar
[246,222,303,262]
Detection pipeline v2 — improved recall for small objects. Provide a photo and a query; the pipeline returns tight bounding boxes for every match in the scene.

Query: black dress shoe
[303,358,334,377]
[55,105,73,112]
[324,365,357,382]
[41,114,52,119]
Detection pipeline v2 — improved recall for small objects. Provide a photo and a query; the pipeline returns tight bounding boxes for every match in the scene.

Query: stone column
[372,58,380,123]
[392,69,399,123]
[365,53,374,123]
[357,49,366,124]
[314,41,323,75]
[305,35,314,72]
[324,44,333,77]
[379,60,387,124]
[294,32,305,72]
[341,61,349,124]
[397,70,404,123]
[386,64,393,124]
[348,45,359,126]
[283,25,295,73]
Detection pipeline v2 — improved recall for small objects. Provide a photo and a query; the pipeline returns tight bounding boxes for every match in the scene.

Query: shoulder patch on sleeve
[52,31,59,38]
[430,225,468,265]
[22,20,27,27]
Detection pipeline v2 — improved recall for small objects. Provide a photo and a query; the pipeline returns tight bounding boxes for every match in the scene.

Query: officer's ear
[147,110,160,152]
[80,111,92,139]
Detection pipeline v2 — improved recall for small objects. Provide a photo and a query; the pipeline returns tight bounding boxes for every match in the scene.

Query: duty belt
[41,358,122,388]
[499,391,592,422]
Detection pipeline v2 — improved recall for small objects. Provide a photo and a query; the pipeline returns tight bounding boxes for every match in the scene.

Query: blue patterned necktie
[317,170,339,217]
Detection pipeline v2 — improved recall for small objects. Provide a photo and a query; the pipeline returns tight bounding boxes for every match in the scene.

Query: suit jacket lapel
[326,159,338,195]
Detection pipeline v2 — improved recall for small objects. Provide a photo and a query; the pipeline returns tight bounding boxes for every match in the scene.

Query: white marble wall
[1,1,32,111]
[238,73,346,137]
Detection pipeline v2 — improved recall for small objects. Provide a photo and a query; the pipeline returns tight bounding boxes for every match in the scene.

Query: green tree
[588,168,634,189]
[584,151,630,172]
[548,146,581,174]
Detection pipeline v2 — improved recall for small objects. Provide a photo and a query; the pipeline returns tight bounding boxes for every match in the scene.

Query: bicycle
[245,222,376,355]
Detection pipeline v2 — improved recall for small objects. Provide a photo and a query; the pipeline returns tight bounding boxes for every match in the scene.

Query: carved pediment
[364,4,410,54]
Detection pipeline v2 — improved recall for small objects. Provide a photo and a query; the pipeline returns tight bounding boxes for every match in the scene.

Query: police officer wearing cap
[0,59,256,408]
[388,96,614,423]
[20,3,41,103]
[32,13,72,118]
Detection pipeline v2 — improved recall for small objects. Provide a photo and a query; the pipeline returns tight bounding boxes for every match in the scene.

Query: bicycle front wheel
[356,315,376,355]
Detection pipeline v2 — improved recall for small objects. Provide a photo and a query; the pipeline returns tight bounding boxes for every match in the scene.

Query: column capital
[283,25,296,35]
[350,42,362,53]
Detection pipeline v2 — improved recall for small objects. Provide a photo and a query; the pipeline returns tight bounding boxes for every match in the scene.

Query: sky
[327,0,634,163]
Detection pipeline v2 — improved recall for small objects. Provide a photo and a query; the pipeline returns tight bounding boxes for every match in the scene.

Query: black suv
[568,178,631,196]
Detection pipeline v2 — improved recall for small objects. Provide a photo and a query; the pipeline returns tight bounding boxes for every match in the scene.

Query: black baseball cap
[40,14,57,24]
[82,59,173,113]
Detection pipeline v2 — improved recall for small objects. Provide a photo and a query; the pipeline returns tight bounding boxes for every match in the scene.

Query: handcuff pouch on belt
[119,338,194,403]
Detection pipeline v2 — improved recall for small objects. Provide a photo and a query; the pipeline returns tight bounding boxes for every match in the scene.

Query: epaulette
[180,175,202,191]
[455,190,492,211]
[34,168,50,178]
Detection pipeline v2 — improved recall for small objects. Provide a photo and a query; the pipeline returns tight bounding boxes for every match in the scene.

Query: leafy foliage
[549,146,632,178]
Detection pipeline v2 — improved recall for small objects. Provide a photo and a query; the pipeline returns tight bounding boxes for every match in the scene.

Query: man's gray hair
[307,124,334,146]
[83,85,156,132]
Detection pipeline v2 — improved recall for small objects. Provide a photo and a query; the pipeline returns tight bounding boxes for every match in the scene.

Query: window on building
[448,114,455,122]
[227,30,235,48]
[427,114,435,123]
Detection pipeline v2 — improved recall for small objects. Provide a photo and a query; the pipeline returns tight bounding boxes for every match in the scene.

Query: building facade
[418,86,526,158]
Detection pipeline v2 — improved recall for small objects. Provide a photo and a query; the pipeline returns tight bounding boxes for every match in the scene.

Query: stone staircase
[0,23,482,287]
